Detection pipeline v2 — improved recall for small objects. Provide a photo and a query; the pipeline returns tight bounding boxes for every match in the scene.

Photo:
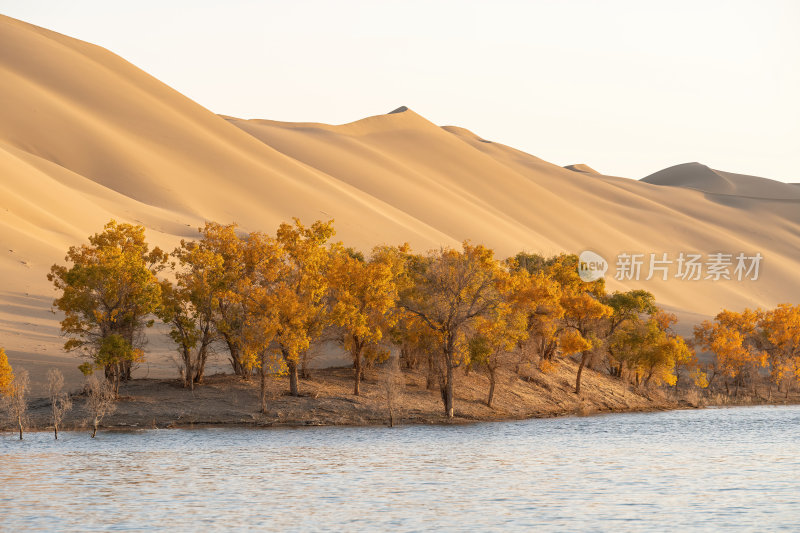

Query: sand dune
[642,162,800,200]
[1,14,798,389]
[564,164,601,174]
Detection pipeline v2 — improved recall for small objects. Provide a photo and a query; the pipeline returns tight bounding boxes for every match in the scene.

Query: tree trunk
[52,404,58,440]
[183,346,194,391]
[122,359,132,381]
[353,348,362,396]
[442,343,455,418]
[194,347,208,385]
[445,365,454,418]
[194,327,211,384]
[487,366,496,408]
[260,354,268,414]
[426,355,437,390]
[224,336,247,378]
[284,351,300,397]
[92,418,99,438]
[575,351,589,395]
[289,363,299,396]
[112,372,120,398]
[280,347,301,397]
[17,416,23,440]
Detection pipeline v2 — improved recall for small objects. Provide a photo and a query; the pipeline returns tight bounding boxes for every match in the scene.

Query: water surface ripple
[1,405,798,531]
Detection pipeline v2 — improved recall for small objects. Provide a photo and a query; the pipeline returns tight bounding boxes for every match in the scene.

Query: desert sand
[1,14,798,393]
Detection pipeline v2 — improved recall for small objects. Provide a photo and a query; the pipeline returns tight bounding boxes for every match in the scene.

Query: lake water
[1,405,799,531]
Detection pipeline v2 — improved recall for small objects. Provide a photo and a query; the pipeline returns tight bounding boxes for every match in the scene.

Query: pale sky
[2,0,798,181]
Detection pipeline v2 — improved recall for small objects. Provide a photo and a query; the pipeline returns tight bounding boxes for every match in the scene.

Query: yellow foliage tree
[400,242,507,418]
[240,231,286,412]
[468,269,530,407]
[190,222,252,376]
[693,308,768,395]
[48,220,166,387]
[760,303,800,397]
[545,254,612,394]
[611,312,695,388]
[513,268,564,372]
[0,347,14,396]
[272,219,335,397]
[328,246,402,395]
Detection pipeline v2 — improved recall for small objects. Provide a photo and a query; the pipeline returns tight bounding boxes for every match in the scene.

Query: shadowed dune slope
[642,162,800,200]
[0,14,798,387]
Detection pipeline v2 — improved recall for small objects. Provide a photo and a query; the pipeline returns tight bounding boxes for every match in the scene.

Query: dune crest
[564,164,601,175]
[0,14,798,389]
[641,162,800,200]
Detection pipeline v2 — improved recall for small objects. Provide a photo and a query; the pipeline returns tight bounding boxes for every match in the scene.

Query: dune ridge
[642,162,800,200]
[564,164,600,174]
[0,14,798,391]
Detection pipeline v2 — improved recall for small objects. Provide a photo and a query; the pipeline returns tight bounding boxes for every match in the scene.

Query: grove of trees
[694,304,800,398]
[17,217,794,425]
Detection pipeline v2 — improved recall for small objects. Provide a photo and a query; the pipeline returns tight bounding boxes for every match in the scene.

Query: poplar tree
[401,243,506,418]
[48,221,165,389]
[328,246,402,395]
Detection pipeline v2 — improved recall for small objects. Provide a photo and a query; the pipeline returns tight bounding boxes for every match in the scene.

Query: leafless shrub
[384,356,404,427]
[5,369,29,440]
[47,368,73,439]
[691,388,705,406]
[86,374,116,438]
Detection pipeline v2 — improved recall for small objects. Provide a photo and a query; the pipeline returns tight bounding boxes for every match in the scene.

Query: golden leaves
[0,347,14,395]
[48,221,164,369]
[694,304,800,387]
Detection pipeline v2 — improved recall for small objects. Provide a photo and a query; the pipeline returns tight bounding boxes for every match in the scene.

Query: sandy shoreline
[0,359,704,435]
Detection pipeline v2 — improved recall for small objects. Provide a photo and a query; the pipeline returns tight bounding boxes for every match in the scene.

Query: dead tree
[86,374,116,438]
[384,356,404,427]
[47,368,73,439]
[6,369,29,440]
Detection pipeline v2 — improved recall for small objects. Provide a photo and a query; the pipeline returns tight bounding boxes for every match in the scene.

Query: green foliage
[48,220,165,383]
[96,334,137,368]
[605,290,658,329]
[610,313,694,387]
[509,252,551,274]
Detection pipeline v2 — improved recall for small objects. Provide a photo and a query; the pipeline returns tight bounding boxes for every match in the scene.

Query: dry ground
[5,359,688,433]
